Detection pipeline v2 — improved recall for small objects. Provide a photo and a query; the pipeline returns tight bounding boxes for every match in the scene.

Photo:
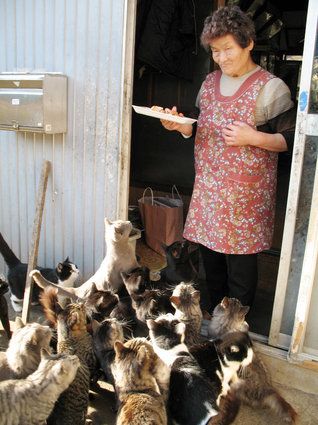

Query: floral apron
[183,68,278,254]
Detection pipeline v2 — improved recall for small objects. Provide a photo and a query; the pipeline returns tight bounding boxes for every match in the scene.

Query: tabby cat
[0,317,52,381]
[207,296,249,340]
[0,231,79,311]
[40,288,92,425]
[0,349,79,425]
[112,338,168,425]
[91,317,125,386]
[147,314,254,425]
[208,297,297,423]
[170,282,203,346]
[0,276,11,339]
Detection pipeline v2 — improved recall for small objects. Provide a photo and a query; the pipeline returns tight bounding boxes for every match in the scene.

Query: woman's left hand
[222,121,257,146]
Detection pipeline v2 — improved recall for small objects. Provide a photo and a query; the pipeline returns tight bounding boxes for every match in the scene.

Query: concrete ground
[1,239,317,424]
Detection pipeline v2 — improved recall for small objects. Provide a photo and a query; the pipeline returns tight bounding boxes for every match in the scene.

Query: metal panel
[269,0,318,362]
[0,0,130,281]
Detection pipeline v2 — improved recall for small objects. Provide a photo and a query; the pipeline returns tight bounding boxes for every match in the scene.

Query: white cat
[30,218,139,299]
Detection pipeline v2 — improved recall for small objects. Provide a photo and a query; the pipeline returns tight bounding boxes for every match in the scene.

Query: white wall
[0,0,130,280]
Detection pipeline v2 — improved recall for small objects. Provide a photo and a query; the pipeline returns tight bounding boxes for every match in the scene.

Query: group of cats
[0,218,297,425]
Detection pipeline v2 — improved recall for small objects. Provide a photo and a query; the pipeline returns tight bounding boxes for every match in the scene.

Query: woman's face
[210,34,254,77]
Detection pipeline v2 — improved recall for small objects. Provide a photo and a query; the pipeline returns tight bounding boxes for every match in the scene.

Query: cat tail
[39,286,60,326]
[30,270,79,302]
[208,390,241,425]
[262,388,297,423]
[0,232,21,268]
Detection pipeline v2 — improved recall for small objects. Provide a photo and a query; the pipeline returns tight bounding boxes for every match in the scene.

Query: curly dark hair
[200,6,256,50]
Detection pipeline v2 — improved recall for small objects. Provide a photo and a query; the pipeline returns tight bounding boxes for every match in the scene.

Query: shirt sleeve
[256,78,296,154]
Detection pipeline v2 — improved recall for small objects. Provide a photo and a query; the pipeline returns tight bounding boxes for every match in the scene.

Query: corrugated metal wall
[0,0,129,280]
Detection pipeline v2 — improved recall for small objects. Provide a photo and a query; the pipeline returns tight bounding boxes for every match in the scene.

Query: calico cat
[0,232,79,312]
[207,296,249,340]
[147,314,254,425]
[0,276,11,339]
[41,288,92,425]
[208,297,297,423]
[91,317,124,388]
[0,317,52,381]
[170,282,203,346]
[30,219,140,299]
[159,240,199,284]
[0,349,80,425]
[111,338,168,425]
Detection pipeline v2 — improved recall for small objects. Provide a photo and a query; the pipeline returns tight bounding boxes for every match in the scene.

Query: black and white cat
[207,297,297,423]
[147,313,254,425]
[0,231,79,312]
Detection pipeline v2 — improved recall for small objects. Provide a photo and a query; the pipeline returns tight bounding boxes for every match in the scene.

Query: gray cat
[0,317,52,381]
[0,349,79,425]
[207,296,249,340]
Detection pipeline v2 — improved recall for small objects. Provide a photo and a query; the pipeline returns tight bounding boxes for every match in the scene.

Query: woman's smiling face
[210,34,254,77]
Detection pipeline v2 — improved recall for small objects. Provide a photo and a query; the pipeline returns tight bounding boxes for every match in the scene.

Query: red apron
[183,68,278,254]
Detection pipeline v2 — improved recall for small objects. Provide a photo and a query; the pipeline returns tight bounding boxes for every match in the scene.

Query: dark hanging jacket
[136,0,197,81]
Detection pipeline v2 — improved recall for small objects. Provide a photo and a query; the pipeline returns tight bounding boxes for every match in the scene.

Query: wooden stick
[22,160,51,323]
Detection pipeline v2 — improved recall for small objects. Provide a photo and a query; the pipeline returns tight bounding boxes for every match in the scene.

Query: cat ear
[146,319,156,330]
[241,306,250,316]
[150,299,157,310]
[114,340,126,356]
[170,295,180,307]
[91,319,100,333]
[40,347,51,359]
[121,271,129,281]
[56,262,63,272]
[90,282,97,294]
[65,256,70,262]
[221,297,230,309]
[161,243,167,252]
[193,290,201,302]
[15,316,25,329]
[104,217,112,226]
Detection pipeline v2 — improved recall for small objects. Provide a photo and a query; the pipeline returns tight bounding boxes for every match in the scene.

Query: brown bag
[138,186,184,255]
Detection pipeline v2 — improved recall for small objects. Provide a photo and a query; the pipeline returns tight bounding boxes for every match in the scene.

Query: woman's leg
[199,244,229,311]
[226,253,258,307]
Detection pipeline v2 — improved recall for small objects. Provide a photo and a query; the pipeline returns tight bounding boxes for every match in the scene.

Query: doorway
[128,0,308,338]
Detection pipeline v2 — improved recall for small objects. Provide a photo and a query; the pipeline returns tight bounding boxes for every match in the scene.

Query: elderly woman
[159,6,295,310]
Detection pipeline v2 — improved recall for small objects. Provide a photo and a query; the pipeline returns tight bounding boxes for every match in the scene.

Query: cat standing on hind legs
[207,297,297,423]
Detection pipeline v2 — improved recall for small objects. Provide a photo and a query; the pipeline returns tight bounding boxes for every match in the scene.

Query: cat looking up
[170,282,203,346]
[207,296,250,340]
[30,218,139,300]
[0,231,79,312]
[111,338,168,425]
[206,297,297,424]
[0,317,52,381]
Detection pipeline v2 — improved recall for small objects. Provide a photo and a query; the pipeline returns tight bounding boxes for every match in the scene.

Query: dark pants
[199,244,258,311]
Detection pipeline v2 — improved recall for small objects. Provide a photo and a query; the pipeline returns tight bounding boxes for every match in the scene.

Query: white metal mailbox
[0,73,67,134]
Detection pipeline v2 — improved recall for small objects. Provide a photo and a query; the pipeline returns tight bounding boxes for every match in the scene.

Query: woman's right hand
[156,106,193,137]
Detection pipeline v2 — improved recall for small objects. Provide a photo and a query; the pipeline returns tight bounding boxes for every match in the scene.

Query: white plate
[132,105,197,124]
